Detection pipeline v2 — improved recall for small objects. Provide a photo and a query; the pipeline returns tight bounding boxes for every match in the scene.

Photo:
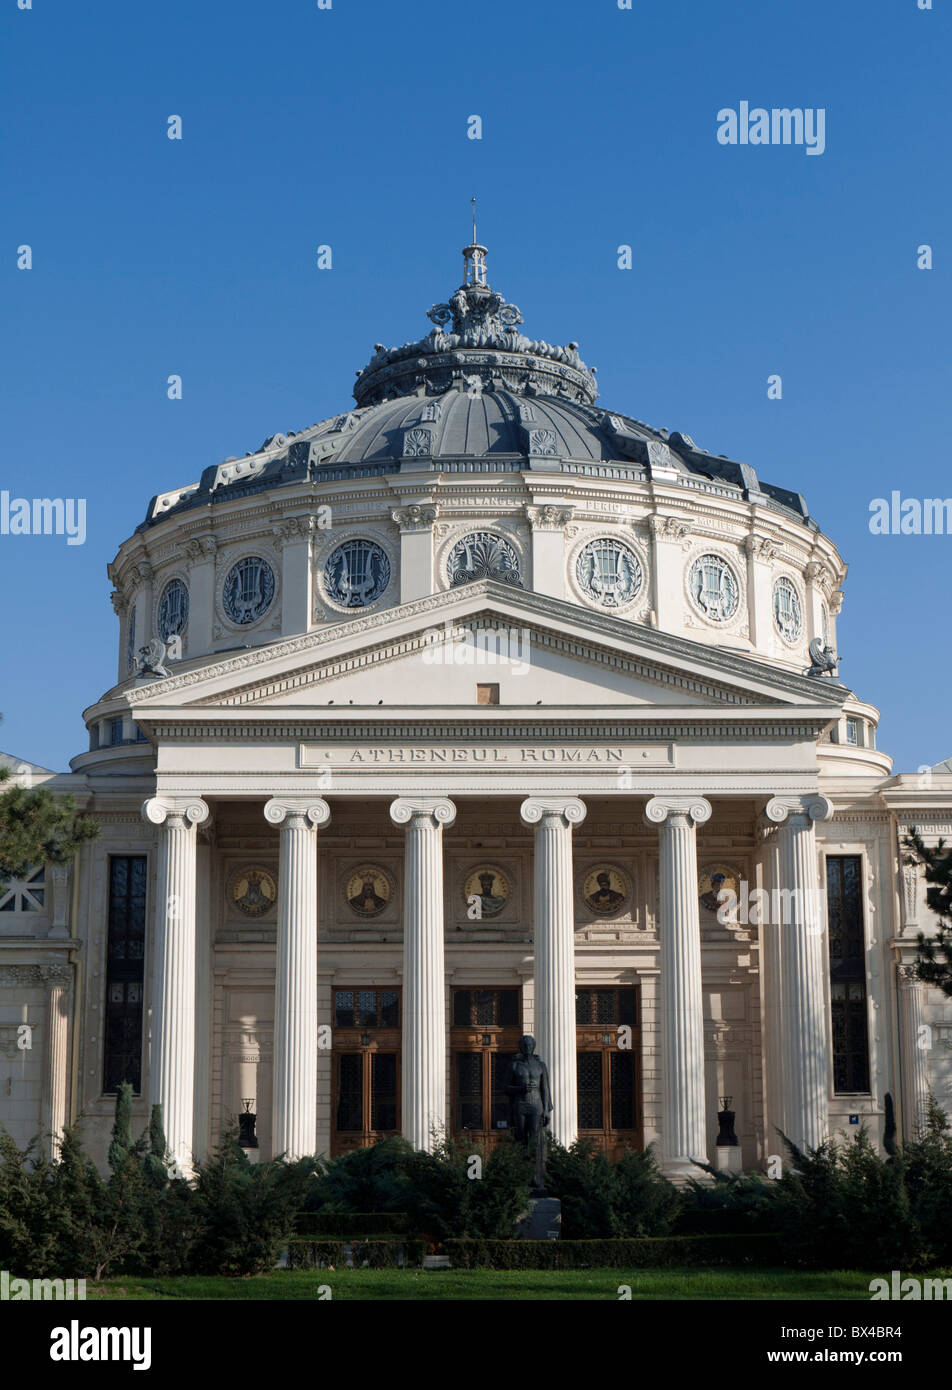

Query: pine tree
[107,1082,134,1173]
[0,720,99,881]
[144,1104,170,1185]
[904,829,952,997]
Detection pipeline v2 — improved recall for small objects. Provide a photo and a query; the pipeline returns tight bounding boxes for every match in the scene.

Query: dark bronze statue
[506,1034,552,1194]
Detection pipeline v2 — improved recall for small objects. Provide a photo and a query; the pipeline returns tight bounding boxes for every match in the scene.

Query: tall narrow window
[103,856,147,1094]
[575,986,642,1158]
[451,987,522,1147]
[331,988,400,1154]
[826,855,870,1093]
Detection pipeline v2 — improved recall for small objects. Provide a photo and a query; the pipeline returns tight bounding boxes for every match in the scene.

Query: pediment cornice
[123,581,850,713]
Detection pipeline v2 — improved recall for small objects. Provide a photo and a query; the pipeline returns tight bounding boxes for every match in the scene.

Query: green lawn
[87,1267,943,1301]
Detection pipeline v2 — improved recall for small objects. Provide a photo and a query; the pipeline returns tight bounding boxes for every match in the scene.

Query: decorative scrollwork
[263,799,331,829]
[519,798,587,828]
[389,798,456,829]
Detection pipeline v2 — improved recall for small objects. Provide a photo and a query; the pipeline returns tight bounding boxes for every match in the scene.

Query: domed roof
[143,241,814,530]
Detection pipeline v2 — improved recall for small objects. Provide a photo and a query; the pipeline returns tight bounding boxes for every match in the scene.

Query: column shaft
[46,981,70,1159]
[898,967,929,1139]
[391,798,455,1151]
[646,797,711,1176]
[760,825,786,1148]
[266,799,329,1161]
[767,795,833,1154]
[520,798,586,1148]
[143,797,209,1176]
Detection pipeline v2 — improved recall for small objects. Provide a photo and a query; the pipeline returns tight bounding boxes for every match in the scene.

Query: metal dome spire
[461,196,488,287]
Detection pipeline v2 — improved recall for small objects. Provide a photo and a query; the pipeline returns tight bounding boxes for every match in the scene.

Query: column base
[661,1157,711,1184]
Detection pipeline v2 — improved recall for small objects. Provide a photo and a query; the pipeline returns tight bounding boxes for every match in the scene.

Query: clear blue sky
[1,0,948,773]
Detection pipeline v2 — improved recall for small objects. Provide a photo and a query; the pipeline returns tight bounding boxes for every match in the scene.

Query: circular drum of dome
[157,577,189,641]
[575,537,643,610]
[323,538,391,608]
[447,532,522,587]
[222,556,276,626]
[688,552,741,624]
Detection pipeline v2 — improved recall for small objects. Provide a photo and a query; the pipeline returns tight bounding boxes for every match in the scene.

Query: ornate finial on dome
[461,197,488,287]
[351,233,599,408]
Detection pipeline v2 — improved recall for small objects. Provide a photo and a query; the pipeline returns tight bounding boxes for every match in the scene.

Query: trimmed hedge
[444,1233,784,1270]
[286,1237,427,1270]
[295,1211,411,1237]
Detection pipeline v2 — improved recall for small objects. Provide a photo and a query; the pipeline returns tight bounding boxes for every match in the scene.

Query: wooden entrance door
[451,987,522,1151]
[331,987,401,1156]
[575,986,643,1160]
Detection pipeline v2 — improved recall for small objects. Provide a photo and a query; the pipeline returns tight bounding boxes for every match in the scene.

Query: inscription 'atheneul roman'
[347,746,626,763]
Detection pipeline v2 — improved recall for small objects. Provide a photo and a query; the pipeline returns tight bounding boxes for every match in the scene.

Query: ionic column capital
[264,798,331,830]
[764,794,834,825]
[142,796,210,829]
[520,797,586,829]
[643,796,711,828]
[390,797,456,830]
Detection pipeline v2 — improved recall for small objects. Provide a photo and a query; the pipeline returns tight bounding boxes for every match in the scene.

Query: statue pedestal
[515,1197,561,1240]
[714,1145,743,1174]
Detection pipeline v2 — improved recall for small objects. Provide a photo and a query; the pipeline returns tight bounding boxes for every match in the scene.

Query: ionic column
[897,964,929,1139]
[520,797,587,1148]
[264,797,331,1161]
[390,797,456,1151]
[644,795,712,1177]
[44,967,72,1159]
[765,794,834,1153]
[142,796,210,1177]
[758,817,786,1147]
[193,822,214,1164]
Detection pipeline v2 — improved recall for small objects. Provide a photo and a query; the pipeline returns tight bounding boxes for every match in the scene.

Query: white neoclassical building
[2,240,951,1179]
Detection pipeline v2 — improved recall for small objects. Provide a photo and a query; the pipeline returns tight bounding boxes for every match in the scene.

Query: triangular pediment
[124,583,849,721]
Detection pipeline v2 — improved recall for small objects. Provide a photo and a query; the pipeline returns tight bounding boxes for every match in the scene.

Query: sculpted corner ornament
[402,427,433,458]
[744,534,782,561]
[183,535,217,565]
[647,515,692,546]
[525,504,575,530]
[273,516,321,547]
[392,504,439,531]
[805,637,839,678]
[527,428,559,457]
[900,860,919,932]
[136,637,172,679]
